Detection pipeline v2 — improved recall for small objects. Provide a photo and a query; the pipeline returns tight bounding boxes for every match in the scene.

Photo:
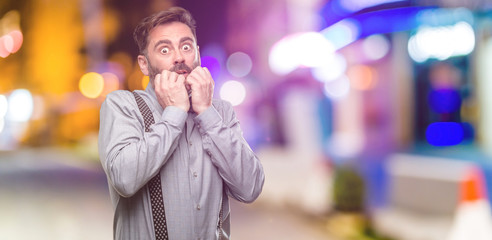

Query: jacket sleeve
[98,91,187,197]
[194,100,265,203]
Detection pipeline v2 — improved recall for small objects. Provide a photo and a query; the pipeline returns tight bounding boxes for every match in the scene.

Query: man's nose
[174,50,185,64]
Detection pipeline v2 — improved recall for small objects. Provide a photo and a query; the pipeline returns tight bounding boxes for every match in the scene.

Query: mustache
[170,63,193,73]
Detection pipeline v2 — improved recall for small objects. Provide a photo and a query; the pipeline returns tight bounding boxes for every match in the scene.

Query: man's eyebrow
[153,39,172,51]
[153,37,195,51]
[180,37,195,44]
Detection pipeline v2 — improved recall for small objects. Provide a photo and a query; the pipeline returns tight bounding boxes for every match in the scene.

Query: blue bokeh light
[426,122,464,146]
[200,56,221,80]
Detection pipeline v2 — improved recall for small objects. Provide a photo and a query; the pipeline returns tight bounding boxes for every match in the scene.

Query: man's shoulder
[102,90,136,109]
[105,90,134,102]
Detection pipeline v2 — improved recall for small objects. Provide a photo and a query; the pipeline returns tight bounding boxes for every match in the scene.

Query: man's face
[138,22,200,89]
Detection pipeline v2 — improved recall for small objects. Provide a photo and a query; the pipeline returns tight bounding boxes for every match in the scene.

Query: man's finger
[177,74,186,85]
[154,73,161,89]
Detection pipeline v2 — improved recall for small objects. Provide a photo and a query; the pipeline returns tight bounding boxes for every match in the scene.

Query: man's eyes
[160,47,170,54]
[182,44,192,51]
[159,44,193,54]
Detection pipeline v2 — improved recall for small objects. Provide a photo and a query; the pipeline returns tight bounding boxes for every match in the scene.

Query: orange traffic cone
[447,166,492,240]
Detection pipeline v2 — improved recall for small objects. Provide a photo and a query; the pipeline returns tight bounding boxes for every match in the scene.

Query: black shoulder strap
[132,91,169,240]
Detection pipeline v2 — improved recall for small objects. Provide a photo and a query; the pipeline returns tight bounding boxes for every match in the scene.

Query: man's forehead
[149,22,195,43]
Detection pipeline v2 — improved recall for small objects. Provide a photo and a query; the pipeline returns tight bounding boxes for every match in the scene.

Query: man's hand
[186,67,214,114]
[154,70,190,112]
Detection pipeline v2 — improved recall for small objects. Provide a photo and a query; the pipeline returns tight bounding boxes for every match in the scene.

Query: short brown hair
[133,7,197,55]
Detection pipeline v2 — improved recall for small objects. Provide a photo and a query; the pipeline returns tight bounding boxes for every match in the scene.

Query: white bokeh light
[269,32,336,75]
[321,19,360,50]
[362,34,390,61]
[454,21,475,55]
[227,51,253,78]
[220,80,246,106]
[323,75,351,100]
[408,21,475,62]
[269,35,300,75]
[311,53,347,83]
[408,36,427,63]
[296,32,336,68]
[7,89,34,122]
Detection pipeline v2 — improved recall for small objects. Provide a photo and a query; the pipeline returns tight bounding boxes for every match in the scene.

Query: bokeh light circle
[323,75,350,100]
[347,65,377,91]
[362,34,390,61]
[311,53,347,83]
[227,52,253,78]
[0,36,10,58]
[7,89,33,122]
[79,72,104,99]
[220,80,246,106]
[201,56,221,79]
[8,30,23,53]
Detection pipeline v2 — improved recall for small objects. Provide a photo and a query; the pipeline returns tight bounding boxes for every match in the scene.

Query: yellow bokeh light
[142,76,150,89]
[79,72,104,98]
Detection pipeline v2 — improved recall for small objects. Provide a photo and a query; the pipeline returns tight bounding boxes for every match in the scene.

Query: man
[98,7,265,240]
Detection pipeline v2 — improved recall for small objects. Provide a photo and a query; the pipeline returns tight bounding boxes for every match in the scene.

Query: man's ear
[137,55,149,76]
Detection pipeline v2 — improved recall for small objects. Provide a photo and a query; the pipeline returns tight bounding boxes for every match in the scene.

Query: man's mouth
[171,63,192,75]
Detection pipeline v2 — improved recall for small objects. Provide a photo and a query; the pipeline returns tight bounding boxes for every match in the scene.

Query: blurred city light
[269,35,300,75]
[426,122,464,146]
[79,72,104,99]
[8,30,23,53]
[311,53,347,83]
[321,19,360,50]
[408,21,475,63]
[362,34,390,61]
[0,36,11,58]
[323,75,350,100]
[416,7,474,27]
[2,35,14,53]
[0,30,23,55]
[201,56,221,80]
[220,80,246,106]
[347,65,377,91]
[338,0,402,13]
[6,89,33,122]
[0,10,23,58]
[227,51,253,78]
[269,32,336,75]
